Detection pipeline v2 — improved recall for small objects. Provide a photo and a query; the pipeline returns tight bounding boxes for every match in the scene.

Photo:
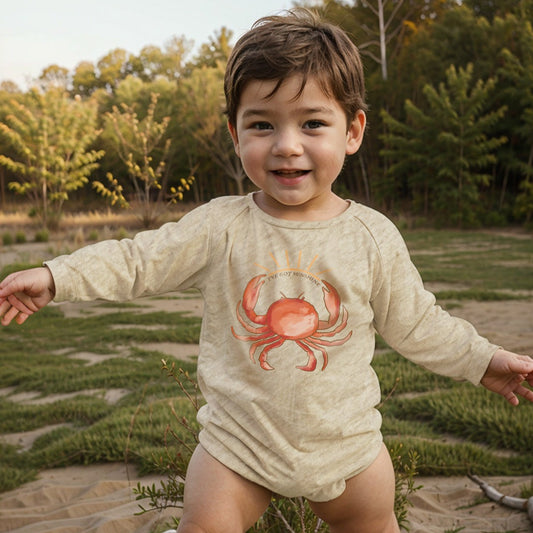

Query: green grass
[379,229,533,477]
[404,229,533,291]
[0,289,201,493]
[0,228,531,530]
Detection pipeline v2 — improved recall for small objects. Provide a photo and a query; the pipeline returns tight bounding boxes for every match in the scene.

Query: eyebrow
[241,106,335,119]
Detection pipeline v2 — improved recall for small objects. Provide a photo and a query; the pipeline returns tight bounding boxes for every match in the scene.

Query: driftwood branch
[468,474,533,522]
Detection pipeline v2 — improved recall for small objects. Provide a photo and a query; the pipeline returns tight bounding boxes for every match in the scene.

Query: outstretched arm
[481,349,533,406]
[0,267,56,326]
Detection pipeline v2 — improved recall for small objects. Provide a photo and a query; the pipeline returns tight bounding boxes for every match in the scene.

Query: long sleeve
[368,216,498,385]
[45,204,212,302]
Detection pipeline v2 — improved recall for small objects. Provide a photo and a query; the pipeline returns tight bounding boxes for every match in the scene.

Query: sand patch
[449,299,533,354]
[0,463,179,533]
[54,291,204,319]
[1,388,131,406]
[407,476,532,532]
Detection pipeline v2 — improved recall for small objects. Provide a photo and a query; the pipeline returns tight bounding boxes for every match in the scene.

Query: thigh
[178,444,272,533]
[308,443,399,533]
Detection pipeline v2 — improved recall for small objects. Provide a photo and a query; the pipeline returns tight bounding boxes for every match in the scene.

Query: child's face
[228,75,365,220]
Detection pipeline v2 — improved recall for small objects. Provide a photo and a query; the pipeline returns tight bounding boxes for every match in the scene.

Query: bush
[34,229,49,243]
[2,232,13,245]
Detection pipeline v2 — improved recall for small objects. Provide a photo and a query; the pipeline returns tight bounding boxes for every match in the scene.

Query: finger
[7,294,35,315]
[0,272,23,296]
[517,384,533,403]
[0,305,19,326]
[503,390,519,406]
[508,357,533,375]
[15,312,29,325]
[0,299,10,317]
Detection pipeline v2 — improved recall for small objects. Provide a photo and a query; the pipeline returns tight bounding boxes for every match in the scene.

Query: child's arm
[0,267,56,326]
[481,348,533,406]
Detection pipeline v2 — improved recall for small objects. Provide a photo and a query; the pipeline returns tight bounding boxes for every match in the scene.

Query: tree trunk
[0,167,5,210]
[41,176,48,229]
[378,0,388,81]
[499,166,509,210]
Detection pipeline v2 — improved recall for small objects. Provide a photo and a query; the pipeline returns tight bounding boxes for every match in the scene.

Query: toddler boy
[1,9,532,533]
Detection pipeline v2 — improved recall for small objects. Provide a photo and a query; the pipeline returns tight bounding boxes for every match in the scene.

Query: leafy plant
[0,88,104,229]
[381,63,507,227]
[94,92,194,228]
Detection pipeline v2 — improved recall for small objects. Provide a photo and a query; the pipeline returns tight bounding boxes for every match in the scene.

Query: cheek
[239,140,264,167]
[314,141,347,172]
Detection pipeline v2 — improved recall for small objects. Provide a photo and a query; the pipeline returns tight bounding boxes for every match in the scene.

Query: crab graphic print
[231,251,352,372]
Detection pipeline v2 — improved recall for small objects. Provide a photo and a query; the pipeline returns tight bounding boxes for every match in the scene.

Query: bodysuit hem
[198,428,384,502]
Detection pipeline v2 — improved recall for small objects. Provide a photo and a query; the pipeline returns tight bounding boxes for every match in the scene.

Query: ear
[227,121,240,157]
[345,110,366,156]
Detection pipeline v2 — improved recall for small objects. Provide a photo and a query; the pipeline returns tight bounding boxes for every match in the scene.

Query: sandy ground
[0,464,178,533]
[0,243,532,532]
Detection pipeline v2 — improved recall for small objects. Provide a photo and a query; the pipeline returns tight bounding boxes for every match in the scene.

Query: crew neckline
[246,192,356,228]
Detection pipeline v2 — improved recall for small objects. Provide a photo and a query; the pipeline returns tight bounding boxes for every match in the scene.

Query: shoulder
[347,202,406,251]
[190,195,250,217]
[204,195,251,216]
[177,195,251,228]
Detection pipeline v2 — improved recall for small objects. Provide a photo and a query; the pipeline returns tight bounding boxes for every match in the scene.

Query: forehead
[237,75,340,116]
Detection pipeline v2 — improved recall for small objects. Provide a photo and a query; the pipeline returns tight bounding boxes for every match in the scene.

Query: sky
[1,0,295,90]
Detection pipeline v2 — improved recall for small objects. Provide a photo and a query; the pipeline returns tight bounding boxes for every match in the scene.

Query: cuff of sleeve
[43,257,76,302]
[472,344,501,386]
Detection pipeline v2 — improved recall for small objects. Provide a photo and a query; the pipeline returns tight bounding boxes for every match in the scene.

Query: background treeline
[1,0,533,229]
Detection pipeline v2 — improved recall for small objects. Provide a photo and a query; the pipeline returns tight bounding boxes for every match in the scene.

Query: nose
[271,127,304,157]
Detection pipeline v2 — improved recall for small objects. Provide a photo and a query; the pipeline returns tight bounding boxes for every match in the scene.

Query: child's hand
[481,349,533,406]
[0,267,56,326]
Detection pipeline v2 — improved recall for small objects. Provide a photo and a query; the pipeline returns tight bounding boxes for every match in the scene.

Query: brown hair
[224,8,367,127]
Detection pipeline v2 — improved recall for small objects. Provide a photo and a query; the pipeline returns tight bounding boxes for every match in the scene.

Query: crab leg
[311,330,353,346]
[295,340,319,371]
[248,334,279,363]
[231,329,275,343]
[314,307,350,338]
[258,338,285,370]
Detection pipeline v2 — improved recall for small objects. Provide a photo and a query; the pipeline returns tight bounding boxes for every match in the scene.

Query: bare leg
[308,444,400,533]
[177,444,272,533]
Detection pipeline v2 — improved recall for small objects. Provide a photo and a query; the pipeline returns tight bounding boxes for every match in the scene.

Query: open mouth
[272,169,309,180]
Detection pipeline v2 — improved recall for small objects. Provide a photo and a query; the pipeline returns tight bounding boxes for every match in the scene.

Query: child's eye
[304,120,325,129]
[252,122,272,130]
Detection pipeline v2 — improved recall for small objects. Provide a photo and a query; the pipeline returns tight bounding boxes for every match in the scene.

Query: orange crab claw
[318,280,341,329]
[240,274,268,325]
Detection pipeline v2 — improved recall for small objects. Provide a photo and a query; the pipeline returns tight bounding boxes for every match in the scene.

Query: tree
[463,0,528,21]
[496,20,533,223]
[97,48,130,92]
[129,36,192,82]
[358,0,410,81]
[94,92,193,228]
[0,82,21,97]
[72,61,99,97]
[176,64,246,195]
[0,89,104,228]
[191,27,233,70]
[322,0,444,82]
[37,65,70,91]
[381,63,507,226]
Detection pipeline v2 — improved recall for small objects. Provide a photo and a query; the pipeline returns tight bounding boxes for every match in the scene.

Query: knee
[177,516,249,533]
[327,511,399,533]
[176,520,207,533]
